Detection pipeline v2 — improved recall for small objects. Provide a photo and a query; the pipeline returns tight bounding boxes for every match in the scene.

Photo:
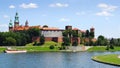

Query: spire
[25,20,29,27]
[9,20,13,27]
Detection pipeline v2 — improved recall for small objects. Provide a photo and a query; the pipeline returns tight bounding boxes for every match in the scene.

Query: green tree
[110,38,114,49]
[97,35,105,46]
[28,28,40,37]
[62,31,68,37]
[4,37,16,46]
[85,30,89,38]
[72,30,78,37]
[62,37,70,46]
[89,31,94,38]
[27,28,41,42]
[40,35,45,45]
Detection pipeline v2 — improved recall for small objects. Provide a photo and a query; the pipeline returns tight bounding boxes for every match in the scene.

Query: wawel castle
[9,12,95,44]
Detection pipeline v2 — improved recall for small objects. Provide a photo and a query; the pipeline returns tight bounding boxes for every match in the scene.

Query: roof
[13,25,41,31]
[42,27,63,31]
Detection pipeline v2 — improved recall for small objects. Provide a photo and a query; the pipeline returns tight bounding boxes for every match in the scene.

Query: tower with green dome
[9,19,13,31]
[14,12,19,27]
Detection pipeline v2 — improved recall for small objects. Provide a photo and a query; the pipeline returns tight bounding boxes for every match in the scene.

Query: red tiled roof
[13,25,41,31]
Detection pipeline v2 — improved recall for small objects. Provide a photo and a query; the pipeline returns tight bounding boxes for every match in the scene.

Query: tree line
[0,28,45,46]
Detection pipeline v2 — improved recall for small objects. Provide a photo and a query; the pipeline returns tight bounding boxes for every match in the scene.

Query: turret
[25,20,29,27]
[14,12,19,27]
[65,25,72,30]
[9,20,13,31]
[90,27,95,32]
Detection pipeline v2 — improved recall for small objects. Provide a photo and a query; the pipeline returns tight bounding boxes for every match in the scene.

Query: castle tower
[14,12,19,27]
[90,27,95,38]
[65,25,72,30]
[9,20,13,31]
[90,27,95,32]
[25,20,29,27]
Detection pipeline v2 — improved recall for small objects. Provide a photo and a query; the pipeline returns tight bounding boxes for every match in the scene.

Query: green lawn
[0,47,6,52]
[15,46,59,52]
[87,46,120,51]
[92,54,120,66]
[0,41,61,52]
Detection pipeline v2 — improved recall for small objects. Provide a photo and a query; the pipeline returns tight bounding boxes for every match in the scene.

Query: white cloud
[49,3,69,7]
[96,3,118,17]
[98,3,118,12]
[3,15,9,19]
[96,11,112,16]
[20,3,38,9]
[59,18,70,22]
[9,5,15,9]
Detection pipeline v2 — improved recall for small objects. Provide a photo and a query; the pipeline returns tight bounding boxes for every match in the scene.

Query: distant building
[9,12,95,43]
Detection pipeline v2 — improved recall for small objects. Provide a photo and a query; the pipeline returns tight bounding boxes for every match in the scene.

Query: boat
[4,47,27,53]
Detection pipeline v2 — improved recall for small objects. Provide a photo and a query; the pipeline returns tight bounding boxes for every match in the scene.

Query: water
[0,51,120,68]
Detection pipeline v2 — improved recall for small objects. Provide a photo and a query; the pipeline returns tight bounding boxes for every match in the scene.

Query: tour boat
[4,47,27,53]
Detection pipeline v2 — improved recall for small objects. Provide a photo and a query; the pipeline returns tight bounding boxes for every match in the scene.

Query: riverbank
[92,54,120,66]
[87,46,120,51]
[0,46,88,53]
[1,45,120,53]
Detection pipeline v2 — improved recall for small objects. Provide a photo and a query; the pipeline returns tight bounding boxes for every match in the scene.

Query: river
[0,51,120,68]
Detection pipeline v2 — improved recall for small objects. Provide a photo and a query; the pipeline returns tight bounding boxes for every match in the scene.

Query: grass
[1,43,120,52]
[0,41,61,52]
[92,54,120,66]
[87,46,120,51]
[0,47,6,52]
[15,46,59,52]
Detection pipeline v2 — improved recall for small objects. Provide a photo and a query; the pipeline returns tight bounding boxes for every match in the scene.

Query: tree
[97,35,106,46]
[89,31,94,38]
[62,37,70,46]
[110,38,114,49]
[27,28,41,42]
[62,31,68,37]
[72,30,78,37]
[40,35,45,45]
[85,30,89,38]
[4,37,16,46]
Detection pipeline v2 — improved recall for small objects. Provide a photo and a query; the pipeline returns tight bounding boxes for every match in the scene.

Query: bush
[106,45,109,50]
[33,41,37,46]
[110,44,114,49]
[49,45,54,49]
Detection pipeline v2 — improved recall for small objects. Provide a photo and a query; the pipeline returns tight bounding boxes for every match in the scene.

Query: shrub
[110,44,114,49]
[33,41,37,46]
[49,45,54,49]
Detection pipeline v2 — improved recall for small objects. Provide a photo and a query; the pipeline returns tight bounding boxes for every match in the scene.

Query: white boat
[4,50,27,53]
[4,47,27,53]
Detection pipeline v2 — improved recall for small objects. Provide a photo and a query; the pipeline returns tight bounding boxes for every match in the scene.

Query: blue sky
[0,0,120,38]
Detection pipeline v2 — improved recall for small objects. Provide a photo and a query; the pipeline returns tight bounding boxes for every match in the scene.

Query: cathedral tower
[14,12,19,27]
[9,20,13,31]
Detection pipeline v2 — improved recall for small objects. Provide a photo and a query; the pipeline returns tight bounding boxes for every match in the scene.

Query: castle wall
[41,30,63,37]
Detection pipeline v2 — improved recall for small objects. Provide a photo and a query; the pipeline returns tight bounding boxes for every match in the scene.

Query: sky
[0,0,120,38]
